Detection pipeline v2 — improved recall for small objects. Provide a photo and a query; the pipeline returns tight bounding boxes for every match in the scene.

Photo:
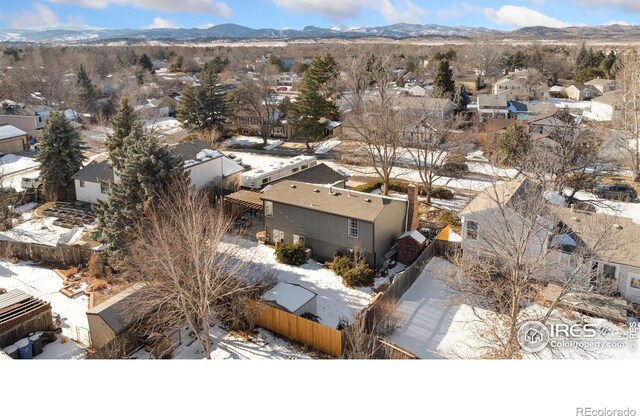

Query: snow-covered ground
[0,154,39,175]
[325,161,497,192]
[144,117,186,138]
[81,125,112,142]
[466,162,520,179]
[224,239,375,328]
[0,217,80,246]
[224,135,283,150]
[132,326,310,360]
[388,257,638,360]
[571,189,640,225]
[0,260,90,350]
[2,168,39,192]
[313,139,342,154]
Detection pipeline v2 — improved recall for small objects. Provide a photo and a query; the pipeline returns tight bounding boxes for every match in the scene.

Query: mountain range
[0,22,639,44]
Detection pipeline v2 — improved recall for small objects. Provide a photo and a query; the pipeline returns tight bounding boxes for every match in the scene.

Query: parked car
[592,183,638,201]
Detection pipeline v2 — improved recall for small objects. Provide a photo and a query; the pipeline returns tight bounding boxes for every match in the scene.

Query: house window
[262,177,270,185]
[292,168,299,173]
[100,182,109,194]
[79,180,85,188]
[293,234,305,247]
[630,278,640,290]
[466,220,478,240]
[348,218,359,239]
[264,201,273,218]
[300,164,308,170]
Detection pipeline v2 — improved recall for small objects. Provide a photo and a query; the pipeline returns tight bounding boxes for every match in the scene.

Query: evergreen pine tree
[76,64,97,112]
[575,43,594,71]
[139,53,153,73]
[454,84,470,113]
[433,59,455,97]
[177,67,227,131]
[288,75,330,149]
[105,98,142,170]
[36,112,85,200]
[98,130,185,263]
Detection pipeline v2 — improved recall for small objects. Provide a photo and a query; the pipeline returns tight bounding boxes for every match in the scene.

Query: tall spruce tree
[36,112,85,200]
[98,130,185,264]
[105,98,142,170]
[177,67,227,131]
[76,64,97,112]
[288,75,329,149]
[433,59,455,98]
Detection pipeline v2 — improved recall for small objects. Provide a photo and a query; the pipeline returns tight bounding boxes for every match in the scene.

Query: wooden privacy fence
[254,303,343,357]
[0,241,93,265]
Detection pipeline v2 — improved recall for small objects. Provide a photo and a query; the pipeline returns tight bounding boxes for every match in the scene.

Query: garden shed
[262,282,317,317]
[396,230,427,265]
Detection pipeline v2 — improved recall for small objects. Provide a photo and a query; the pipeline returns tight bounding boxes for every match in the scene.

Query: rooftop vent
[364,198,372,203]
[290,184,297,189]
[313,189,320,193]
[614,224,623,230]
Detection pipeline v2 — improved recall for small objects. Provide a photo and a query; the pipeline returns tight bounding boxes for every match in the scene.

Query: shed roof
[263,282,317,314]
[86,284,144,334]
[0,289,50,328]
[261,180,407,222]
[0,125,27,140]
[399,230,426,244]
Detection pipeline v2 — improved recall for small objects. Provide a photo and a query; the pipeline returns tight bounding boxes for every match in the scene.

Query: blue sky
[0,1,639,30]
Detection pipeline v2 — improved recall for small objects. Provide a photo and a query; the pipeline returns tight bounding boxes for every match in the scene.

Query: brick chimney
[406,184,419,231]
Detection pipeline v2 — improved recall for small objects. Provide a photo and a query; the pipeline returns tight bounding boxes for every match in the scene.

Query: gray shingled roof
[0,125,27,140]
[275,163,346,186]
[72,158,114,183]
[261,180,406,222]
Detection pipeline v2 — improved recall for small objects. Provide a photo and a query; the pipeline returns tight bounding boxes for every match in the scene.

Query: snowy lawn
[224,135,283,150]
[570,189,640,225]
[324,161,497,192]
[0,260,90,348]
[0,154,39,175]
[2,169,39,192]
[131,326,310,360]
[223,239,375,328]
[388,257,638,360]
[0,217,80,246]
[143,117,186,137]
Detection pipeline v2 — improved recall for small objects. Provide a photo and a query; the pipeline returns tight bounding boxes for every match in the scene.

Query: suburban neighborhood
[1,3,639,372]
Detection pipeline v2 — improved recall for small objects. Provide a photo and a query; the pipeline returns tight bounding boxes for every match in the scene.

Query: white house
[584,91,620,122]
[585,78,617,94]
[72,140,240,204]
[565,84,601,101]
[459,178,640,304]
[476,94,509,121]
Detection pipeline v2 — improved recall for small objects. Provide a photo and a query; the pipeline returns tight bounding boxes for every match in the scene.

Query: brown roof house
[261,180,411,267]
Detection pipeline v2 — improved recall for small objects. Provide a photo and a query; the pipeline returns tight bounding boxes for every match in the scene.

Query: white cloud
[272,0,426,23]
[484,5,571,29]
[143,17,180,29]
[47,0,232,17]
[604,20,631,26]
[574,0,640,12]
[1,3,61,29]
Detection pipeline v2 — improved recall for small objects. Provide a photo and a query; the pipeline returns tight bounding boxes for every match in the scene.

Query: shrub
[439,211,462,228]
[431,187,454,200]
[275,243,307,266]
[331,255,351,276]
[342,264,375,287]
[353,180,383,193]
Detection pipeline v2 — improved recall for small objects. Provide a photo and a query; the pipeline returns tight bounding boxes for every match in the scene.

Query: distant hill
[1,23,639,44]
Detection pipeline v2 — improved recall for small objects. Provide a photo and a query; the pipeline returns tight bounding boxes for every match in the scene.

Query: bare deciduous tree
[614,49,640,182]
[121,181,265,359]
[446,177,627,359]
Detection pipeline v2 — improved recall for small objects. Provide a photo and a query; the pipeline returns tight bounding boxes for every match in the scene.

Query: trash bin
[3,344,19,359]
[30,334,43,356]
[15,338,33,359]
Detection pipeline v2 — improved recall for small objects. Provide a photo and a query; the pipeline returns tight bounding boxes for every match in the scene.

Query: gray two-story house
[261,180,409,267]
